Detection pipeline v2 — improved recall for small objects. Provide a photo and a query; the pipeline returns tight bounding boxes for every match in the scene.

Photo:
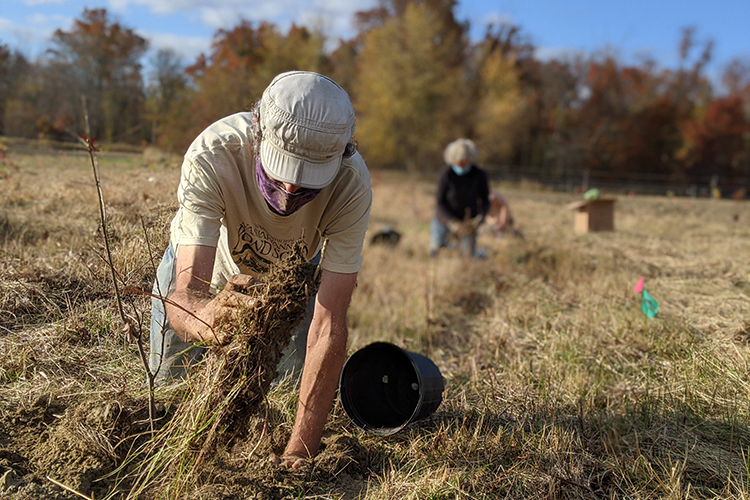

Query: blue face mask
[451,164,471,176]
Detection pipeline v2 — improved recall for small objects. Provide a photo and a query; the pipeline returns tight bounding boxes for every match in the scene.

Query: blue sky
[1,0,748,82]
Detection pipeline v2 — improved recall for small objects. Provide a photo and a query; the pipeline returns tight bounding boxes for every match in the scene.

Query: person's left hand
[469,214,483,230]
[268,453,309,470]
[452,216,482,238]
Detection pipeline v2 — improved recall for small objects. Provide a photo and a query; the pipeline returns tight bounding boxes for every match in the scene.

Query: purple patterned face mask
[255,157,322,216]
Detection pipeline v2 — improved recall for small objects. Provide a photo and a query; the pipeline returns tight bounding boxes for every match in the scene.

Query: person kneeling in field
[430,138,490,258]
[484,191,514,236]
[149,71,372,468]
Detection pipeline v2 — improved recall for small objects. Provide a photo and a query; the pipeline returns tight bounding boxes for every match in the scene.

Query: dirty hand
[268,453,310,470]
[447,219,462,235]
[201,288,256,344]
[224,273,262,294]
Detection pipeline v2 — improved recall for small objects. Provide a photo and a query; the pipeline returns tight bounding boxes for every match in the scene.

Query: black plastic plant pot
[339,342,444,436]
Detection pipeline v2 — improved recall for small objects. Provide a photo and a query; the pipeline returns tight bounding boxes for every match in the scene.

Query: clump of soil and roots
[126,239,321,498]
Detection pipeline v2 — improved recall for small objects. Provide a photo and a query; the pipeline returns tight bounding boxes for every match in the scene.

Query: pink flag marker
[633,276,644,293]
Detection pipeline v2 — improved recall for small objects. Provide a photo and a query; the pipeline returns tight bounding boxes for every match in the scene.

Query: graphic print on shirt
[231,222,301,274]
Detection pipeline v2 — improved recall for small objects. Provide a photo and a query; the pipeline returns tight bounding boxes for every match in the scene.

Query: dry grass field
[1,142,750,499]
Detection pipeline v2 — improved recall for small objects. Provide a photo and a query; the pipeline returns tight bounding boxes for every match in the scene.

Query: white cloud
[307,0,376,33]
[0,17,14,32]
[535,46,585,62]
[480,11,515,28]
[198,1,311,29]
[6,0,375,61]
[140,30,211,62]
[0,15,56,57]
[109,0,377,39]
[21,0,66,5]
[26,12,72,27]
[199,5,255,29]
[109,0,208,16]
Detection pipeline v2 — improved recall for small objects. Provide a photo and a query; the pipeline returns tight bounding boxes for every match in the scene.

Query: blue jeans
[429,218,477,257]
[149,243,314,384]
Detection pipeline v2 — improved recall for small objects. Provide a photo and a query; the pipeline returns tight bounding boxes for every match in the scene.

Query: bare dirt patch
[0,393,155,499]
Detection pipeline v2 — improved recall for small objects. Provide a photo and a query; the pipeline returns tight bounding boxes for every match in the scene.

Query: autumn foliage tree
[168,21,329,150]
[144,49,189,150]
[353,0,468,172]
[544,28,746,188]
[677,97,749,184]
[45,8,148,142]
[471,28,528,165]
[0,43,30,137]
[722,57,750,104]
[569,57,684,176]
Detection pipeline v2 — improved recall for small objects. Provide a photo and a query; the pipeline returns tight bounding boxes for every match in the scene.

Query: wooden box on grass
[567,198,615,234]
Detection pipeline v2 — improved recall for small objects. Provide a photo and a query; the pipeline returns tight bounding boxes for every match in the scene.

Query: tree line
[1,0,749,192]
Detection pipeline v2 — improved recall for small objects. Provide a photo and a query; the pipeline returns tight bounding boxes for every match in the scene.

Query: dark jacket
[435,164,490,223]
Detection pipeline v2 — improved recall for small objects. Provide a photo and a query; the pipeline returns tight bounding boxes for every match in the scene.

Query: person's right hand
[201,286,256,345]
[447,219,462,235]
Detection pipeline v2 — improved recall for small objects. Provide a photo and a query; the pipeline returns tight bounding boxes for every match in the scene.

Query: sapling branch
[76,96,158,436]
[77,96,133,344]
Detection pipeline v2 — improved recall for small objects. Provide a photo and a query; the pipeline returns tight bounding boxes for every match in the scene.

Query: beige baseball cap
[259,71,355,189]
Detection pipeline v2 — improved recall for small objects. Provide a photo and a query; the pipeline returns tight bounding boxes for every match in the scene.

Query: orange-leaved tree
[169,21,329,150]
[677,97,749,186]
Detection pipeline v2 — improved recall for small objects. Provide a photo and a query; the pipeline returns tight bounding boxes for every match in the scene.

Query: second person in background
[430,138,490,258]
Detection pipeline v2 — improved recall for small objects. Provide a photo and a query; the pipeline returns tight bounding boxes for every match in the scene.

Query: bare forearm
[165,290,216,343]
[285,318,348,458]
[273,269,357,465]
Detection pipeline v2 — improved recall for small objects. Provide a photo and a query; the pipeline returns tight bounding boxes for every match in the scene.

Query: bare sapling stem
[77,95,133,344]
[75,96,159,440]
